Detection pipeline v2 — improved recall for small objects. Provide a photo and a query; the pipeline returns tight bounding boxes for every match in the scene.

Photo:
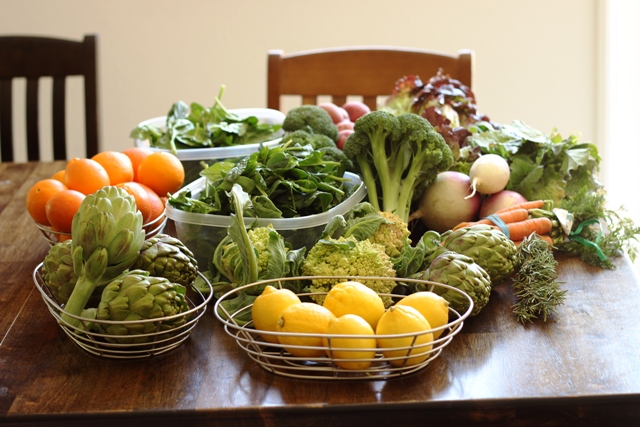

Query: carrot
[491,217,553,241]
[513,234,554,247]
[452,208,529,231]
[494,200,547,214]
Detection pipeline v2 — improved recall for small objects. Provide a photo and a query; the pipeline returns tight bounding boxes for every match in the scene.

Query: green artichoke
[442,224,517,286]
[96,270,189,344]
[424,251,492,317]
[62,186,145,329]
[42,240,78,304]
[132,234,198,286]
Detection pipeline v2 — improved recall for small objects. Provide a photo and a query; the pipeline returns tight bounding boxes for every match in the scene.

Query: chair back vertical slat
[0,78,13,162]
[52,77,67,160]
[82,34,99,158]
[26,77,40,161]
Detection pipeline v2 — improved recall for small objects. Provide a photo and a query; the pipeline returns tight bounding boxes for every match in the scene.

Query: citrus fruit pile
[26,148,185,240]
[251,281,450,370]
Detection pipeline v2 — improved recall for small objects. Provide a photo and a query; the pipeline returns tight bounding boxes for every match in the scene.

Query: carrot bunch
[453,200,560,246]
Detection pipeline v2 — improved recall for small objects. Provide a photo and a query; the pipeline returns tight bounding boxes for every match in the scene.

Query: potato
[318,102,349,124]
[337,129,354,150]
[336,120,355,131]
[342,101,371,122]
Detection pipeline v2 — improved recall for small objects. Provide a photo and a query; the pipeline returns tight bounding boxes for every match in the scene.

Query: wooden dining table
[1,160,640,427]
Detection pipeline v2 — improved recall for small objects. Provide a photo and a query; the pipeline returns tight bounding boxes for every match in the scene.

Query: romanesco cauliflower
[301,236,396,306]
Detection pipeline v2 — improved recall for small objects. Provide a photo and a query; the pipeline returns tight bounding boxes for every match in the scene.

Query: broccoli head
[281,129,337,150]
[301,236,396,307]
[282,105,339,142]
[343,111,453,223]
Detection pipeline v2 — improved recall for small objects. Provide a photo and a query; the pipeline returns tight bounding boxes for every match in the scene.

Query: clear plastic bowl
[166,172,366,267]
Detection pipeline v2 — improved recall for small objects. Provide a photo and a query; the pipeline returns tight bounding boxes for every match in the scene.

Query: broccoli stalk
[343,111,453,223]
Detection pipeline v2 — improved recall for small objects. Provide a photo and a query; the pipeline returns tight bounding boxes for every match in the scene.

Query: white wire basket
[214,276,473,380]
[33,262,213,359]
[34,209,168,246]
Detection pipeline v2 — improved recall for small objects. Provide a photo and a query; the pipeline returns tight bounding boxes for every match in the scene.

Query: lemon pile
[251,281,450,370]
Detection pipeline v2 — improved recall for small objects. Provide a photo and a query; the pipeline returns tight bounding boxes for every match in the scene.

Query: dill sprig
[512,234,567,324]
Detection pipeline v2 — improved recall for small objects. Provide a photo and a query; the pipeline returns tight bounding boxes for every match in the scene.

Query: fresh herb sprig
[512,234,567,324]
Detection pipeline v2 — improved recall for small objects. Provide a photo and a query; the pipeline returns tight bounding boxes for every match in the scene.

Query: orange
[116,182,153,223]
[51,170,66,183]
[63,157,110,196]
[138,182,165,223]
[122,147,153,182]
[45,189,86,233]
[91,151,134,185]
[137,151,185,197]
[26,179,69,225]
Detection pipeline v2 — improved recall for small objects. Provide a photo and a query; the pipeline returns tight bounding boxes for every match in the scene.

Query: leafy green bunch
[467,120,601,206]
[168,139,355,218]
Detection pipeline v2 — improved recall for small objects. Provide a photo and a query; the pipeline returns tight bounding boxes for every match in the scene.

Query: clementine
[137,152,185,197]
[45,189,86,233]
[63,158,110,195]
[92,151,134,185]
[122,147,153,182]
[26,179,68,225]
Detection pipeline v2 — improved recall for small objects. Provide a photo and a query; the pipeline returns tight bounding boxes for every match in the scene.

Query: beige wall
[1,0,599,162]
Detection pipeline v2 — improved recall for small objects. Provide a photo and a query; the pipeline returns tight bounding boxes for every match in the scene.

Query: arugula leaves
[130,85,282,153]
[168,141,353,218]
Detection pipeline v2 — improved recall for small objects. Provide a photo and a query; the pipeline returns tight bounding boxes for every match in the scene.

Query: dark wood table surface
[1,161,640,427]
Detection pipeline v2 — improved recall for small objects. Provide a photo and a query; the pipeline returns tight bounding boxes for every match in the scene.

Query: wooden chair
[0,34,100,162]
[267,46,474,111]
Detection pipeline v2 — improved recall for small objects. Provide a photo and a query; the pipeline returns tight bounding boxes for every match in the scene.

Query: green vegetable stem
[342,111,453,223]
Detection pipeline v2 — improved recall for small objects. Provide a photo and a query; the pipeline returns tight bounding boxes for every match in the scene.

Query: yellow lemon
[322,314,377,370]
[252,285,302,344]
[396,291,449,339]
[376,305,433,367]
[276,302,336,358]
[322,281,385,330]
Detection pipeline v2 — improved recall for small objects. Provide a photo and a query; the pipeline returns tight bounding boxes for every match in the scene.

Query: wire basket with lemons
[214,276,473,380]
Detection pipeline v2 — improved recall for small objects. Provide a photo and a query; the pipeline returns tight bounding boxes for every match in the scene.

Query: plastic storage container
[166,172,366,267]
[133,108,286,183]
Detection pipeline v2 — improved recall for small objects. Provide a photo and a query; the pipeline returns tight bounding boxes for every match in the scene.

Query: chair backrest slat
[52,77,67,160]
[0,34,100,162]
[0,78,13,161]
[26,77,40,160]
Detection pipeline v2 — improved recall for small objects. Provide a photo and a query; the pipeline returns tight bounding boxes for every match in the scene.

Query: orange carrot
[491,217,553,241]
[513,234,554,247]
[494,200,546,214]
[452,208,529,231]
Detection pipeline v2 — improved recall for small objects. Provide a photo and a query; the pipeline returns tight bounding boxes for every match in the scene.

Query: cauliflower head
[301,236,396,306]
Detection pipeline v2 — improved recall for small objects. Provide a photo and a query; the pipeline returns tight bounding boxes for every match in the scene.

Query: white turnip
[465,154,511,199]
[479,190,528,218]
[409,171,482,233]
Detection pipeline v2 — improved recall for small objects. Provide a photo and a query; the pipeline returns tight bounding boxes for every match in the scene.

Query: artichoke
[442,224,517,286]
[132,234,198,286]
[62,186,145,329]
[96,270,189,344]
[42,240,78,304]
[423,251,492,317]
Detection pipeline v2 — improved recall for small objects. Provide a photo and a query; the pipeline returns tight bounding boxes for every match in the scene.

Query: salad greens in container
[166,140,366,268]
